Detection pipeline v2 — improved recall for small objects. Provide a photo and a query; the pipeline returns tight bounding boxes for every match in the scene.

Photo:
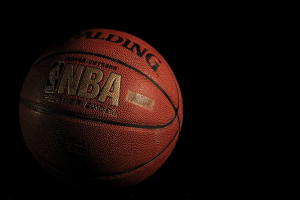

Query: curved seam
[34,51,177,113]
[20,98,176,129]
[26,126,179,178]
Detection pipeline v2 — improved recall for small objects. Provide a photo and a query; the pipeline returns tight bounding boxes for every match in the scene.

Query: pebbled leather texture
[19,28,183,191]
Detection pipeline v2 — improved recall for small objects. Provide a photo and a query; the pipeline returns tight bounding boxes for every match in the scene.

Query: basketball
[19,29,183,191]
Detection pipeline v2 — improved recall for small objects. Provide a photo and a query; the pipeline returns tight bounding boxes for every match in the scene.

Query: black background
[1,1,293,199]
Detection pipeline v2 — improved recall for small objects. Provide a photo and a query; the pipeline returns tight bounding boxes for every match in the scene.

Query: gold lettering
[44,61,63,93]
[58,64,84,95]
[77,66,103,99]
[98,72,121,107]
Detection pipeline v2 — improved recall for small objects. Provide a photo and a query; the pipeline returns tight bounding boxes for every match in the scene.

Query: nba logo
[44,61,64,93]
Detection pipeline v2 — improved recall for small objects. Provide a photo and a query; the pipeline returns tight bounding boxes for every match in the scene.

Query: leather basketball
[19,29,183,191]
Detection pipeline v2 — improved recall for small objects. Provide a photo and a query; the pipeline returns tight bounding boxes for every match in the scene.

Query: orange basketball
[19,29,183,191]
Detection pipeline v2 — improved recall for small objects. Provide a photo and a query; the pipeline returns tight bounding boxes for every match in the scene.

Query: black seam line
[37,51,178,115]
[27,128,179,178]
[20,98,176,130]
[174,78,181,128]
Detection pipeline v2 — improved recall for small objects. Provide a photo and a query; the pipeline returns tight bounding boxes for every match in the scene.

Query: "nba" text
[44,61,121,107]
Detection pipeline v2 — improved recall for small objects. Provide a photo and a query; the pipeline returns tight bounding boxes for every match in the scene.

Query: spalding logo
[48,31,162,72]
